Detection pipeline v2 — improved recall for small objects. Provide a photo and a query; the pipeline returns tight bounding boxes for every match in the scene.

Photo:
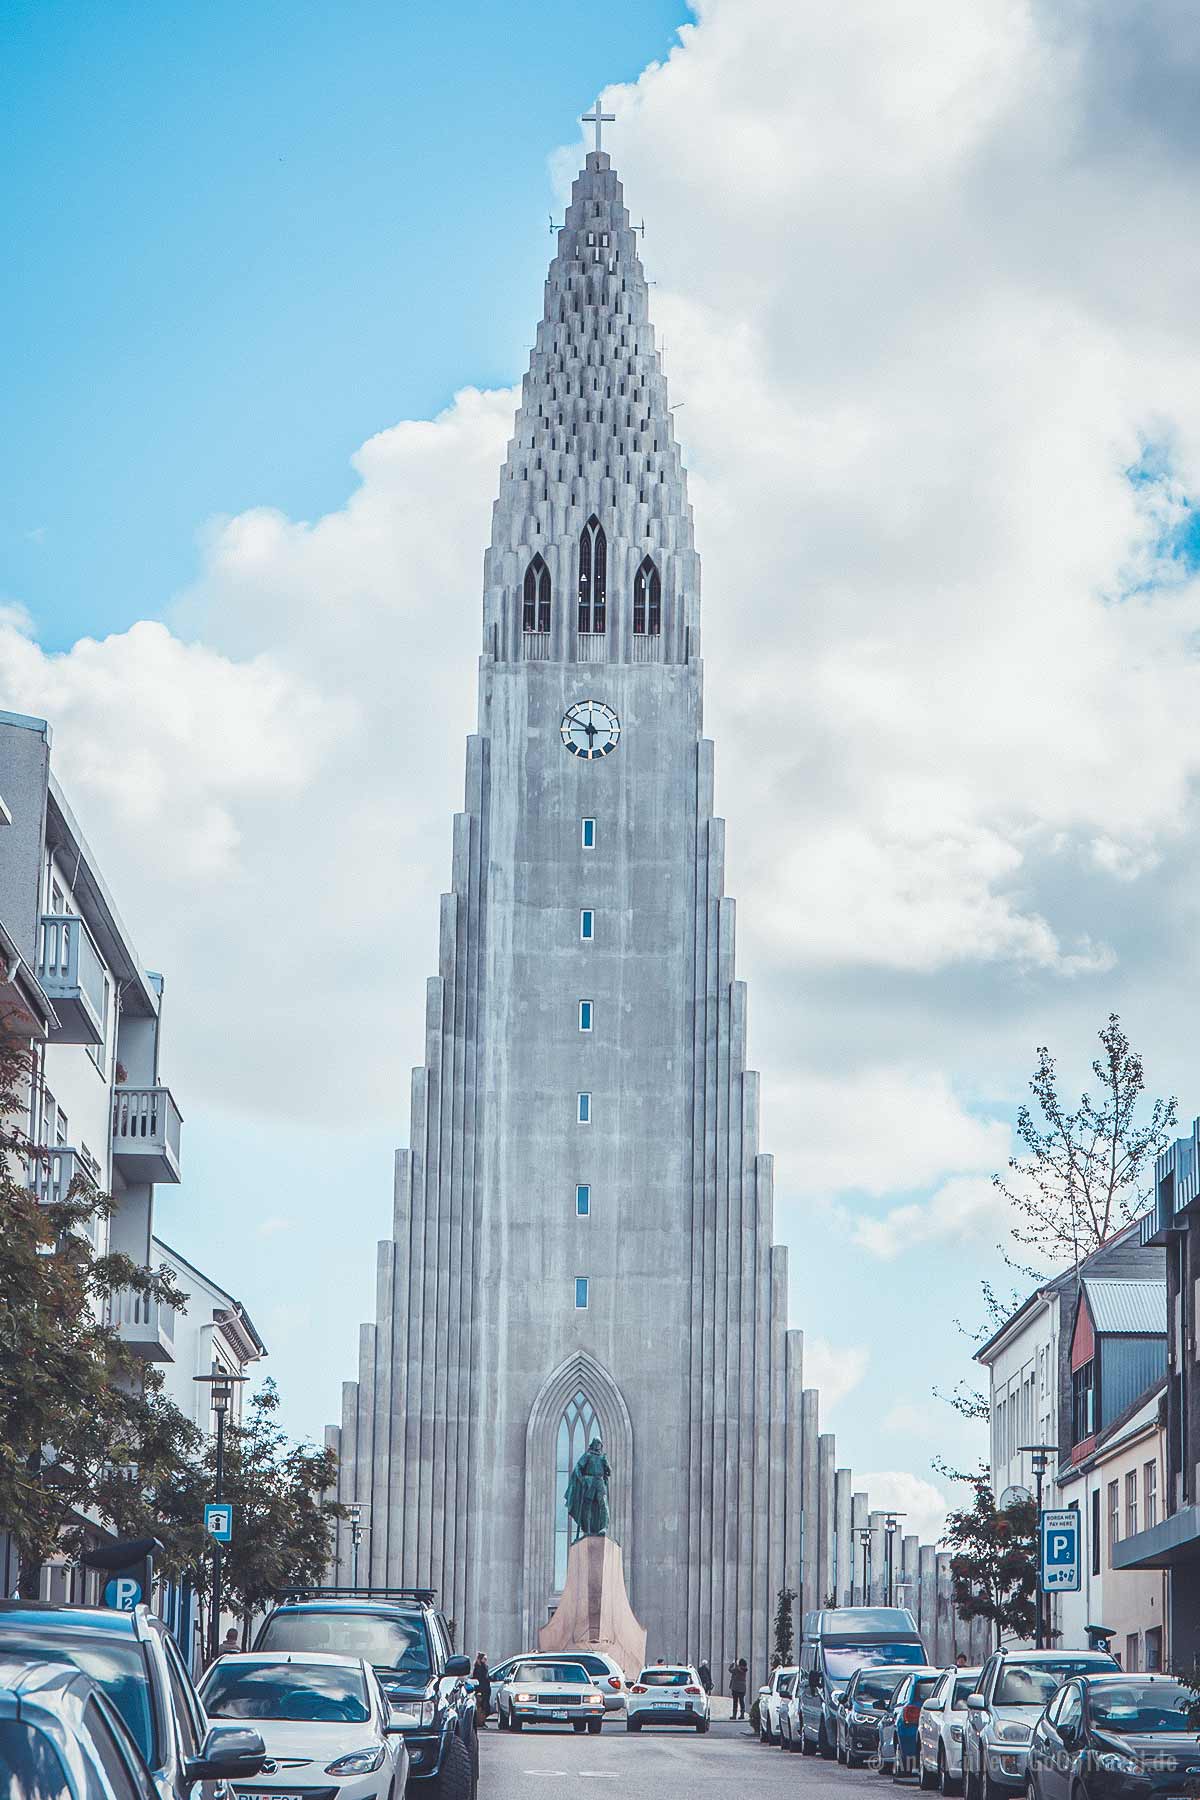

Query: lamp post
[883,1513,906,1609]
[194,1369,247,1663]
[347,1501,364,1589]
[858,1526,872,1603]
[1018,1443,1058,1650]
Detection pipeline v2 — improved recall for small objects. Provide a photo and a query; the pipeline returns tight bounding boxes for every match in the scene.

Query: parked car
[493,1657,606,1733]
[759,1665,798,1744]
[799,1607,928,1758]
[915,1665,982,1793]
[0,1599,266,1798]
[199,1651,408,1798]
[626,1664,710,1733]
[1028,1672,1200,1800]
[963,1648,1119,1800]
[837,1663,909,1766]
[254,1588,475,1793]
[0,1654,264,1800]
[878,1667,941,1776]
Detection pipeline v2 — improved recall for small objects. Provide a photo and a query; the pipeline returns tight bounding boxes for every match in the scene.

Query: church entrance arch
[521,1351,634,1646]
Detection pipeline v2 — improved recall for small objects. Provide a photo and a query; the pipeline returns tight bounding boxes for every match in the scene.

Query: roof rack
[271,1585,438,1605]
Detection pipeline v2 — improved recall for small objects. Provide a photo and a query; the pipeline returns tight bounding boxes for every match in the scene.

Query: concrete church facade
[328,144,970,1673]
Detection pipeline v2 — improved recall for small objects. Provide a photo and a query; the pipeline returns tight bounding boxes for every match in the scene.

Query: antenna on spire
[635,219,646,238]
[581,96,616,154]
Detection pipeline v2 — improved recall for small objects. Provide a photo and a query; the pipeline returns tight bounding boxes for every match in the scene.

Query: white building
[154,1237,267,1430]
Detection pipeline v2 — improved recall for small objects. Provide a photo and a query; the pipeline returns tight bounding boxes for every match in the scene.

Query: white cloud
[851,1175,1001,1261]
[804,1337,871,1412]
[857,1471,954,1547]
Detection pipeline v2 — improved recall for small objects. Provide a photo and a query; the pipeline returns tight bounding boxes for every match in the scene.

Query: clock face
[560,699,621,760]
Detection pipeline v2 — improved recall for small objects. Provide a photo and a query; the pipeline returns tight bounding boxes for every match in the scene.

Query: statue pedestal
[538,1534,647,1680]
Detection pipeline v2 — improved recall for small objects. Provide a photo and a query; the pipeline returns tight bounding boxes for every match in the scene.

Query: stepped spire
[484,152,698,666]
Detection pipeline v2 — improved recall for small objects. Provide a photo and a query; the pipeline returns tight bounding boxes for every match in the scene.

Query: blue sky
[2,0,690,646]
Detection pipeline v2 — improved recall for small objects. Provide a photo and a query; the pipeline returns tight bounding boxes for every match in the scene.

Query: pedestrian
[698,1660,713,1695]
[221,1628,239,1654]
[955,1654,968,1669]
[471,1652,491,1727]
[729,1656,748,1720]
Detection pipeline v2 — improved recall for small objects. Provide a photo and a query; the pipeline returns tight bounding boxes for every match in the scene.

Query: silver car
[963,1650,1118,1800]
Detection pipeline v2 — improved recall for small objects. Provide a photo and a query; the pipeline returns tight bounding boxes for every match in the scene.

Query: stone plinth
[538,1534,647,1679]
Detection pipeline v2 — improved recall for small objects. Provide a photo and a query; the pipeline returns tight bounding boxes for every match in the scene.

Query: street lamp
[883,1513,906,1609]
[1017,1443,1058,1650]
[194,1369,247,1663]
[858,1526,872,1603]
[346,1501,364,1589]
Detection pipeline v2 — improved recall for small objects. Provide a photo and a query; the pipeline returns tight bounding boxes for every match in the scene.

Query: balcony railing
[110,1287,175,1362]
[632,634,662,662]
[28,1146,98,1208]
[522,630,551,660]
[36,914,107,1045]
[576,632,607,662]
[111,1085,182,1185]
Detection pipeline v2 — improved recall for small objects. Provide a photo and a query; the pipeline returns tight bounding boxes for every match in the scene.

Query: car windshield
[257,1610,430,1676]
[641,1670,690,1687]
[514,1663,589,1684]
[953,1677,981,1708]
[909,1678,939,1706]
[825,1645,925,1681]
[1088,1684,1197,1734]
[202,1662,371,1723]
[858,1670,905,1706]
[995,1662,1109,1707]
[0,1627,156,1763]
[570,1656,610,1675]
[0,1720,70,1799]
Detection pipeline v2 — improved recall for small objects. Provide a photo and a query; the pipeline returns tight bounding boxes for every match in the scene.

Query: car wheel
[789,1728,803,1754]
[588,1718,602,1734]
[698,1718,710,1734]
[941,1749,963,1796]
[427,1733,474,1800]
[984,1773,1009,1800]
[918,1753,937,1791]
[819,1720,836,1760]
[510,1713,523,1734]
[803,1730,818,1757]
[626,1717,641,1732]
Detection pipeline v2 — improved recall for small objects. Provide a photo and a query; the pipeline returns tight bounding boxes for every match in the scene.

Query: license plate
[550,1709,568,1719]
[257,1793,306,1799]
[653,1701,674,1707]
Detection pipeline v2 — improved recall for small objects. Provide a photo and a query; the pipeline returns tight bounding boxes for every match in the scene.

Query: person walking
[729,1657,748,1720]
[698,1661,713,1696]
[471,1653,491,1728]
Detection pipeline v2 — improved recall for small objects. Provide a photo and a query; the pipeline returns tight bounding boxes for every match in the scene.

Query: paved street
[481,1718,886,1797]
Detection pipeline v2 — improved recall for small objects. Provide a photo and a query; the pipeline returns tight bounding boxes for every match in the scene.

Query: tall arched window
[633,556,661,636]
[554,1389,598,1587]
[523,554,551,633]
[577,516,607,634]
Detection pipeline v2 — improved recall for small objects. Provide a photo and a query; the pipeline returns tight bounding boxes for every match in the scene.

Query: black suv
[254,1587,476,1796]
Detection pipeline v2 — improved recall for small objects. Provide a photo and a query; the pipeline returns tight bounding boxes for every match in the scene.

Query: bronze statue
[565,1436,611,1539]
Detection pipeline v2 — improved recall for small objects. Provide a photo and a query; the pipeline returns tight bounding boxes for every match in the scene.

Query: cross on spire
[581,96,616,154]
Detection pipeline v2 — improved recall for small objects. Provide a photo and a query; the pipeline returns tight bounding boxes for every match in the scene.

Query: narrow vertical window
[523,554,551,633]
[576,1184,590,1216]
[580,910,594,941]
[633,555,661,635]
[575,1277,589,1309]
[581,818,596,849]
[579,1000,593,1032]
[577,1092,591,1124]
[577,515,607,634]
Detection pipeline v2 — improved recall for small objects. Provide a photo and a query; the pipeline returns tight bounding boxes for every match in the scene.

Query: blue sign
[104,1575,142,1610]
[1040,1508,1080,1591]
[204,1503,234,1544]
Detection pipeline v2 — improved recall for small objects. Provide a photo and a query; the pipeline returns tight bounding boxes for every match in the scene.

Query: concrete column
[817,1435,836,1607]
[834,1470,853,1605]
[899,1533,920,1620]
[801,1391,820,1618]
[918,1544,937,1651]
[868,1510,886,1606]
[935,1552,955,1666]
[850,1493,869,1603]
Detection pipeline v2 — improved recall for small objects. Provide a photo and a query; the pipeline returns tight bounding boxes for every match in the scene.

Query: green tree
[0,1029,198,1593]
[770,1586,796,1670]
[944,1473,1037,1650]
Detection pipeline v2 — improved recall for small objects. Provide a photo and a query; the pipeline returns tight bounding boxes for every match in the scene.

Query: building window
[554,1389,597,1586]
[1144,1459,1158,1531]
[1108,1479,1120,1563]
[1071,1361,1096,1444]
[1091,1487,1101,1576]
[580,910,594,940]
[581,817,596,849]
[1125,1469,1138,1539]
[575,1276,589,1309]
[1125,1634,1140,1673]
[633,555,661,635]
[579,999,593,1032]
[523,554,551,633]
[577,515,607,634]
[1145,1626,1163,1671]
[576,1184,590,1216]
[577,1092,590,1124]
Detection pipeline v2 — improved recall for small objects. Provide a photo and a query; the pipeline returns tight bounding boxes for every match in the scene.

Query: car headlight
[389,1699,437,1728]
[993,1723,1032,1745]
[585,1695,604,1706]
[325,1744,387,1775]
[854,1711,875,1724]
[1095,1752,1139,1774]
[950,1725,964,1741]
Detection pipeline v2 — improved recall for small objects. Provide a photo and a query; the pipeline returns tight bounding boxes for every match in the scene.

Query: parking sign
[1039,1508,1080,1591]
[204,1503,234,1544]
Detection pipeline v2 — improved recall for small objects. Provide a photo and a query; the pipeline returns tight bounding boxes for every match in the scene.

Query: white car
[494,1658,606,1733]
[626,1665,711,1733]
[760,1665,798,1744]
[918,1667,981,1793]
[198,1651,408,1799]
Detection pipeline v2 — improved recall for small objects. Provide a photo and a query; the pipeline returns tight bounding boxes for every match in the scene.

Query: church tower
[330,140,812,1676]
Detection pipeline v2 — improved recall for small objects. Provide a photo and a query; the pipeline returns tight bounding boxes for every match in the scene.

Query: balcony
[111,1085,182,1184]
[110,1287,175,1362]
[28,1146,98,1208]
[36,913,107,1045]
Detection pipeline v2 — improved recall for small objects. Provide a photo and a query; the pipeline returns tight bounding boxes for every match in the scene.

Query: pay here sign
[1039,1509,1081,1591]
